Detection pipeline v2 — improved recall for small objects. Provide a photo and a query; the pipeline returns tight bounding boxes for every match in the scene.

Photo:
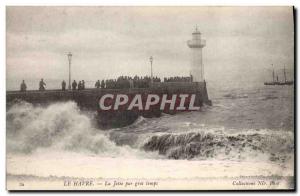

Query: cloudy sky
[6,6,294,86]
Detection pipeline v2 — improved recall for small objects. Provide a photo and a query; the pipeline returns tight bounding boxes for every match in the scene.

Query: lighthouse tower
[187,27,206,82]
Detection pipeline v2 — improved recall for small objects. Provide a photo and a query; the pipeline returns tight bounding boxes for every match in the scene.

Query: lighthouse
[187,27,206,82]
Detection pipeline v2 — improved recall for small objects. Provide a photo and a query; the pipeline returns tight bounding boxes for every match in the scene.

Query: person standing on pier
[20,80,27,92]
[129,79,134,89]
[62,80,66,91]
[95,80,100,89]
[101,80,105,89]
[72,80,77,90]
[78,81,82,90]
[39,79,46,91]
[82,80,85,90]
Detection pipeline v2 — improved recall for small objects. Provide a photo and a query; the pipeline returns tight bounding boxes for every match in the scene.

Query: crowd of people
[19,75,193,91]
[71,80,85,90]
[163,76,193,82]
[101,76,161,89]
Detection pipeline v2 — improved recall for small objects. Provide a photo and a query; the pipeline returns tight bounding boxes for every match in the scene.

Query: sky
[6,6,294,87]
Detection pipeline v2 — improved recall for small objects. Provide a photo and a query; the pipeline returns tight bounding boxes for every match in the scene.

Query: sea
[6,80,295,189]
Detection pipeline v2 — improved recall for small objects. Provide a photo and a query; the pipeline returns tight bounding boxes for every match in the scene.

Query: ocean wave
[260,94,279,100]
[6,101,294,164]
[6,101,149,158]
[142,130,293,162]
[223,93,248,99]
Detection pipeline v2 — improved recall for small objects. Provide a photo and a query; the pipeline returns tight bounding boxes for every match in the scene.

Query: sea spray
[7,101,102,153]
[6,101,158,158]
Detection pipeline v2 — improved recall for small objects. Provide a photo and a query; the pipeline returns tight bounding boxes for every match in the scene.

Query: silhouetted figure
[61,80,66,91]
[78,81,82,90]
[95,80,100,88]
[39,79,46,91]
[129,79,134,89]
[72,80,77,90]
[101,80,105,89]
[82,80,85,90]
[20,80,27,92]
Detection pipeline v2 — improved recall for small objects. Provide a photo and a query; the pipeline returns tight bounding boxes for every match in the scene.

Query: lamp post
[150,56,153,86]
[67,52,72,90]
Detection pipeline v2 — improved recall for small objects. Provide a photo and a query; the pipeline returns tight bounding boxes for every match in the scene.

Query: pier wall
[7,82,211,128]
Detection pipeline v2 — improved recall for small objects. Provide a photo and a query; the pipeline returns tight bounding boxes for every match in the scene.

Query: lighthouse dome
[192,27,201,35]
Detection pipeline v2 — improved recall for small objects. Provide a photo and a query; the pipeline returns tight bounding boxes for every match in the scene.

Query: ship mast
[283,65,287,83]
[272,64,275,82]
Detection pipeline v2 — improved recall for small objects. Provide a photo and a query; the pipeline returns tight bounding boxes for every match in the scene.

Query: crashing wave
[142,131,293,162]
[6,101,294,163]
[6,101,134,156]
